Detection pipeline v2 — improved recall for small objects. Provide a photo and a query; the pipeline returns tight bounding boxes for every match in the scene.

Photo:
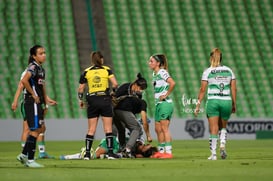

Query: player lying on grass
[60,136,157,159]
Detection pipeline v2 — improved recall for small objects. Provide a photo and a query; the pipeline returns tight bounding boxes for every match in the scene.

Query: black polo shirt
[115,83,147,114]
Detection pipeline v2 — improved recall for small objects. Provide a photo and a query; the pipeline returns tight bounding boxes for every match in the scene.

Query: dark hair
[152,54,168,70]
[134,73,147,90]
[142,146,158,157]
[91,51,104,67]
[153,55,163,64]
[28,45,43,64]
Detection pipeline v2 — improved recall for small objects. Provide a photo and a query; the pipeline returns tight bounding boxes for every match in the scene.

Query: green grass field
[1,140,273,181]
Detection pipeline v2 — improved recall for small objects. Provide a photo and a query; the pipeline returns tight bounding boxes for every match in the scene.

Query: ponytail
[153,54,168,70]
[91,51,103,67]
[28,44,43,64]
[210,48,222,67]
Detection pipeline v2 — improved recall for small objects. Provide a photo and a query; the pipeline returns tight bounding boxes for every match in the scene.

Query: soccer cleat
[83,152,91,160]
[38,152,55,159]
[17,153,28,165]
[208,154,217,160]
[121,150,134,158]
[79,147,86,159]
[220,148,227,159]
[81,148,94,159]
[159,153,173,159]
[150,152,164,158]
[107,153,121,160]
[25,161,44,168]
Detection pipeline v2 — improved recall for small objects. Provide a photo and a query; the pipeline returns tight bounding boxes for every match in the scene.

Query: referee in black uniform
[78,51,119,159]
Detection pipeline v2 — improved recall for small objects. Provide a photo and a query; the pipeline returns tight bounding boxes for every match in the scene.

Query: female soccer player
[194,48,236,160]
[16,45,54,167]
[148,54,176,159]
[59,136,157,159]
[12,70,57,159]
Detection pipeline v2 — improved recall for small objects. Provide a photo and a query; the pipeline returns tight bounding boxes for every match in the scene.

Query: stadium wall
[1,118,273,141]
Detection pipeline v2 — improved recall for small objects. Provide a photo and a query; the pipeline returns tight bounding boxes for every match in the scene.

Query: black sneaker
[83,153,90,160]
[107,153,121,160]
[122,151,135,158]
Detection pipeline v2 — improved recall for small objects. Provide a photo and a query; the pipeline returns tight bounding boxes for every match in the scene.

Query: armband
[78,92,84,100]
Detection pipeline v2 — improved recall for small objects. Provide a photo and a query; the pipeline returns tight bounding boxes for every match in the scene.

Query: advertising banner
[1,118,273,141]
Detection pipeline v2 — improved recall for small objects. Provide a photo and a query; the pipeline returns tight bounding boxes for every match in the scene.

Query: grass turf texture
[0,140,273,181]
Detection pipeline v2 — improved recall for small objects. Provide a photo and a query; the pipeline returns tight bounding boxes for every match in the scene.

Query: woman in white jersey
[194,48,236,160]
[148,54,176,159]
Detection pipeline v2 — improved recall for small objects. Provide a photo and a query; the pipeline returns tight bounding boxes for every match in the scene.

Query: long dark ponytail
[28,45,43,64]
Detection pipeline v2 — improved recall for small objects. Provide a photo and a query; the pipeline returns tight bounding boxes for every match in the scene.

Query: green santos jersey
[201,65,235,100]
[152,68,173,104]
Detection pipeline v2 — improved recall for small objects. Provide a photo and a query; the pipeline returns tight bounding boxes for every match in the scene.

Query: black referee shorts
[86,95,113,118]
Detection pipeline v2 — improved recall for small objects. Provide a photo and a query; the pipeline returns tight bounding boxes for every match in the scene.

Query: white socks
[209,135,218,155]
[219,129,227,148]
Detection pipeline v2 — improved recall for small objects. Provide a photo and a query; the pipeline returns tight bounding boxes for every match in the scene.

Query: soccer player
[194,48,236,160]
[12,70,57,159]
[59,136,120,160]
[16,45,55,167]
[59,136,157,159]
[148,54,176,159]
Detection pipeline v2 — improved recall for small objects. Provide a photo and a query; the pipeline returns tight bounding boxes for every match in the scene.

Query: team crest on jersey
[38,78,45,85]
[93,76,101,83]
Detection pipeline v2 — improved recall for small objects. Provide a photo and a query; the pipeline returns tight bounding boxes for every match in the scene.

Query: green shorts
[206,99,232,120]
[154,101,173,122]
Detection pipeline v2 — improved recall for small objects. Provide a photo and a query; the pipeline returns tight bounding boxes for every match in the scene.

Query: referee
[78,51,119,159]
